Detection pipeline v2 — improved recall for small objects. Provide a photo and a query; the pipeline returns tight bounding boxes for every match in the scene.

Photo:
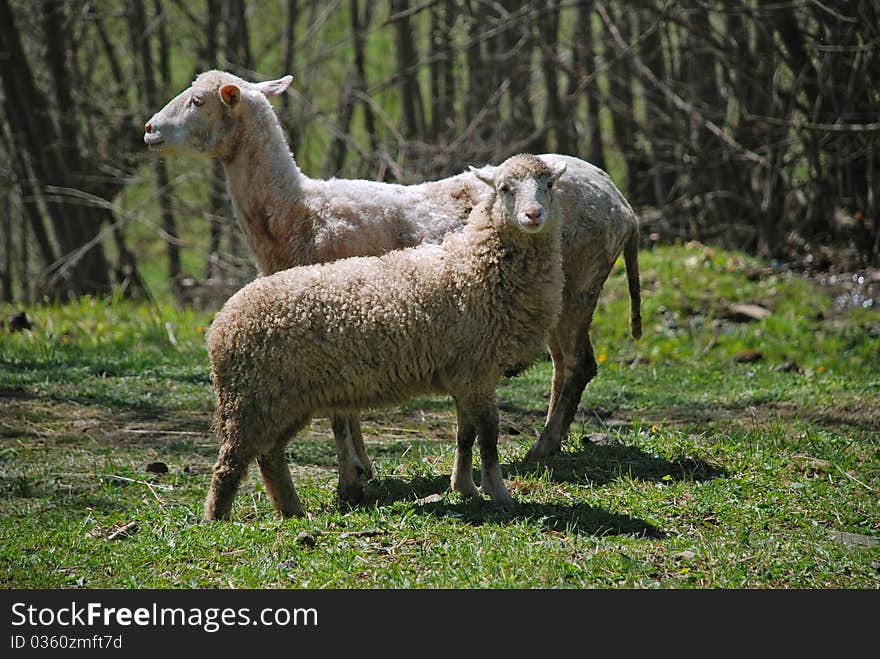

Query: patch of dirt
[579,400,880,434]
[0,390,212,447]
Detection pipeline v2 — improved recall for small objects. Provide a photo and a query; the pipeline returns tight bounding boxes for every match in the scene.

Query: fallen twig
[834,464,878,493]
[106,521,138,541]
[105,474,174,491]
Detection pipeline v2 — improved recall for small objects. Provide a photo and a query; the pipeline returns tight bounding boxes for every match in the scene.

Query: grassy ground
[1,245,877,588]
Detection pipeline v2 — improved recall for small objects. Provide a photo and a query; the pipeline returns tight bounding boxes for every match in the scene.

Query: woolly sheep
[202,154,566,520]
[144,70,641,505]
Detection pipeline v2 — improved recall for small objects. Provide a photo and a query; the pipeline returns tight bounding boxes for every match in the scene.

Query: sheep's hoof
[337,482,366,507]
[279,505,307,518]
[455,486,482,500]
[524,438,561,463]
[451,476,481,499]
[482,489,515,511]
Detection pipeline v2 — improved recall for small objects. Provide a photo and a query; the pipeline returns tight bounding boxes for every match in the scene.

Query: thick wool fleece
[208,158,563,460]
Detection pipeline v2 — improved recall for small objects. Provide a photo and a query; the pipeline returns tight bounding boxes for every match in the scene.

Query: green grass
[1,245,878,588]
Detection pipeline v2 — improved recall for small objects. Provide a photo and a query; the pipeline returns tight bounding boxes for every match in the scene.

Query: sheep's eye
[192,96,204,107]
[499,184,510,194]
[547,180,554,190]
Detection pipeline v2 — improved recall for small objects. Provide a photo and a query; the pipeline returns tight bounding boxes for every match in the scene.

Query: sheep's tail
[623,223,642,340]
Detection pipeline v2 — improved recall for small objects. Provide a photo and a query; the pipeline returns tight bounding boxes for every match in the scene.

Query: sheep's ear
[256,75,293,98]
[549,162,567,183]
[469,165,495,188]
[219,83,241,107]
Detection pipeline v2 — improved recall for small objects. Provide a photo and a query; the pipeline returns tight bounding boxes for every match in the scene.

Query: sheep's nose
[524,206,543,220]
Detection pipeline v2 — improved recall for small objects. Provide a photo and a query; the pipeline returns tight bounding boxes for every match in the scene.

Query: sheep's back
[208,243,484,412]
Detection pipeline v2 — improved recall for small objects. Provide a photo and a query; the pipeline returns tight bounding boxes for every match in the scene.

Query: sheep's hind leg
[332,414,369,506]
[527,325,598,461]
[348,413,373,480]
[450,400,480,498]
[543,334,566,430]
[256,421,308,518]
[203,441,256,522]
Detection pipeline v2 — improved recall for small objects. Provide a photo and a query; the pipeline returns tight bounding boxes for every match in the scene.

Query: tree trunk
[207,159,228,279]
[605,3,642,196]
[128,0,180,291]
[640,5,675,207]
[280,0,300,151]
[203,0,226,279]
[1,189,12,303]
[541,0,568,154]
[465,0,500,158]
[222,0,251,263]
[326,71,359,176]
[391,0,426,140]
[579,2,605,170]
[0,0,112,297]
[501,0,540,153]
[325,0,379,177]
[1,114,56,284]
[429,3,441,140]
[350,0,382,178]
[225,0,253,74]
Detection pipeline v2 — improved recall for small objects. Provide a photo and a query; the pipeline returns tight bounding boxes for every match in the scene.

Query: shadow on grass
[360,473,662,539]
[0,475,129,512]
[507,440,726,486]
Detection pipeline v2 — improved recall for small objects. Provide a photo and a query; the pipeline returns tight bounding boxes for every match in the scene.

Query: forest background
[1,0,878,305]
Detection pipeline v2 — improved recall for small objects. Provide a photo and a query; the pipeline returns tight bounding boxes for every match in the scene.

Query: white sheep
[202,154,566,520]
[144,70,641,504]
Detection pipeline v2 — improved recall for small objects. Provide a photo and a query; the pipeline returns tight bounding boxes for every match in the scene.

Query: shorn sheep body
[202,154,566,520]
[145,71,641,504]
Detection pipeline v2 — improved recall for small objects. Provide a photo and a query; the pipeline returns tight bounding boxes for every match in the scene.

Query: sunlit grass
[1,245,877,588]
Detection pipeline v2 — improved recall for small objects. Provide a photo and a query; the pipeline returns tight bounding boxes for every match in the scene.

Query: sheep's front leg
[453,392,513,507]
[332,413,369,505]
[474,403,514,508]
[348,413,373,480]
[451,400,480,498]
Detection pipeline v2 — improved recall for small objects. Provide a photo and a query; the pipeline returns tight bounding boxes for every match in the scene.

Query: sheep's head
[470,154,566,234]
[143,70,292,158]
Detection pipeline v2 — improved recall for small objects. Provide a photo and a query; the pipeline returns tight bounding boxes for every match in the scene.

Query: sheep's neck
[221,108,311,274]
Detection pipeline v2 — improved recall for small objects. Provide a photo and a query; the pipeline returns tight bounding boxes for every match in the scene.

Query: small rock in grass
[8,312,32,332]
[296,531,317,548]
[726,303,771,322]
[182,463,211,476]
[145,461,169,474]
[792,454,831,475]
[583,433,618,447]
[734,349,763,363]
[774,360,802,373]
[672,550,695,561]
